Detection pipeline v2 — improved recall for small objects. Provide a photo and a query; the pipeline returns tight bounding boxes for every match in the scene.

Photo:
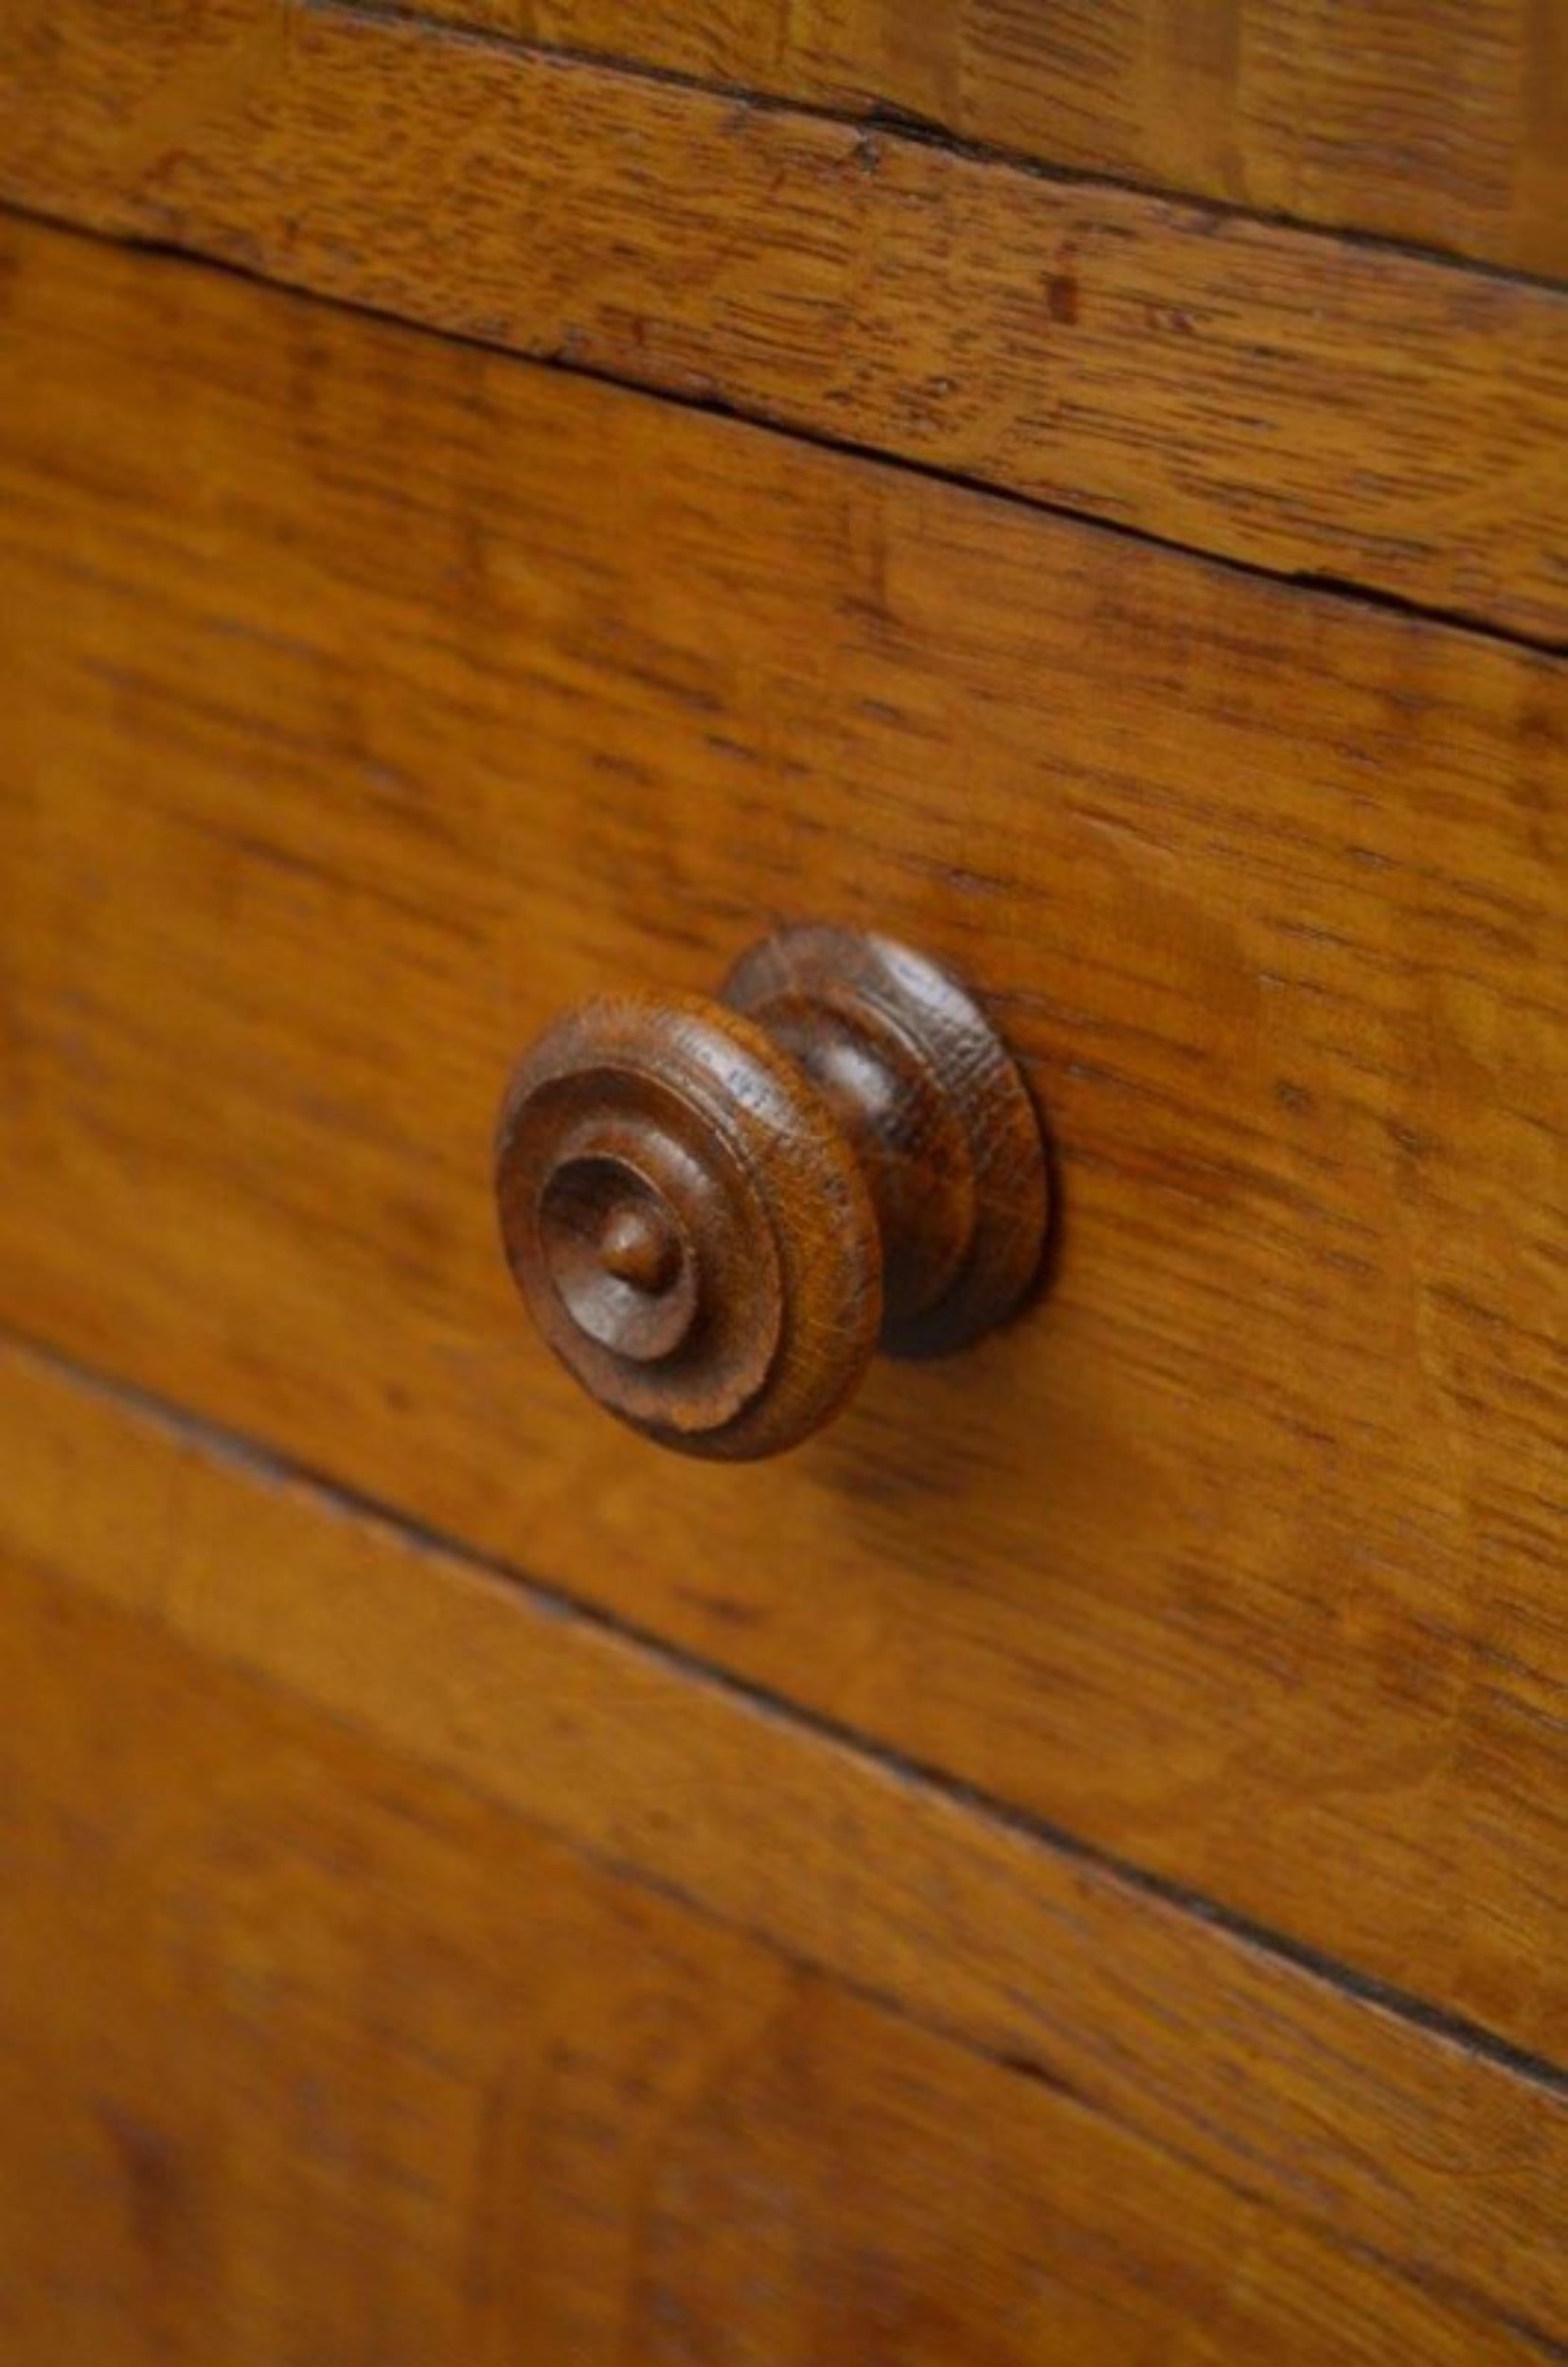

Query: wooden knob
[495,925,1047,1460]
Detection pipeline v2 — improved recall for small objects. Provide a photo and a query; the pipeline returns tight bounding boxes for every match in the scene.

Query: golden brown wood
[494,926,1048,1456]
[1,1332,1564,2356]
[418,0,1568,278]
[4,0,1568,642]
[0,217,1563,2057]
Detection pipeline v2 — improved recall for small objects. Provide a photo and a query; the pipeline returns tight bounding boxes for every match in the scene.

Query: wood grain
[1,216,1563,2058]
[414,0,1568,278]
[4,0,1568,643]
[1,1331,1564,2356]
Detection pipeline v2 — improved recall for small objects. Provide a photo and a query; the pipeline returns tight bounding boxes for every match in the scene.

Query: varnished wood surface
[2,1332,1564,2357]
[413,0,1568,278]
[5,0,1568,644]
[2,217,1563,2057]
[494,926,1048,1455]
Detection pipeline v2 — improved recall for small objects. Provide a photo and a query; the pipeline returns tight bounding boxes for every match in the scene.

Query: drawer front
[3,1333,1563,2358]
[2,213,1562,2063]
[5,0,1568,643]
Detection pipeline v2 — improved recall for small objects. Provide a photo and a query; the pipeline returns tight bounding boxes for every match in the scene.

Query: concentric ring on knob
[495,993,882,1459]
[537,1151,699,1363]
[722,926,1047,1359]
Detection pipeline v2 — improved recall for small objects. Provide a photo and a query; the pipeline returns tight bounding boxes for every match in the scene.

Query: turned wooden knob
[495,925,1047,1460]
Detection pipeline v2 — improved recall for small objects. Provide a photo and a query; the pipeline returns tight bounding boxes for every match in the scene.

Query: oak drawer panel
[5,0,1568,643]
[2,1332,1564,2356]
[1,215,1563,2056]
[415,0,1568,277]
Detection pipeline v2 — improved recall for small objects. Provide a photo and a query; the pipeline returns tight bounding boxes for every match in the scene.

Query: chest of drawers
[1,6,1564,2358]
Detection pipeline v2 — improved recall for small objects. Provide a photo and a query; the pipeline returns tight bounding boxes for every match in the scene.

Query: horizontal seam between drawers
[321,0,1568,300]
[8,1312,1564,2105]
[4,190,1566,669]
